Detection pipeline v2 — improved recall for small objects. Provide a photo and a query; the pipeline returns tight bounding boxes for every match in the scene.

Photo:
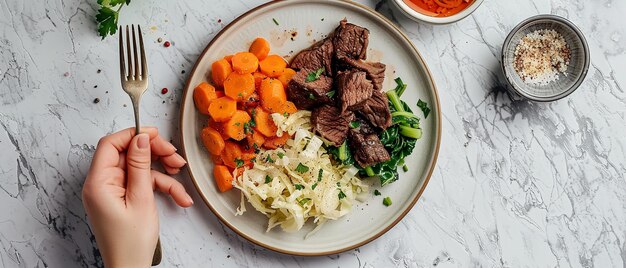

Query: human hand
[82,127,192,268]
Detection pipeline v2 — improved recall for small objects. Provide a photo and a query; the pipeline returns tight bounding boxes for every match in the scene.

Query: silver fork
[118,24,162,266]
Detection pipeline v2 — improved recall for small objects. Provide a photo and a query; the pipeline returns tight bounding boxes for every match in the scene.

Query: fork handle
[130,94,142,134]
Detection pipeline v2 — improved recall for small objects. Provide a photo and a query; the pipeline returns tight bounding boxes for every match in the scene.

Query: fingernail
[176,153,187,164]
[187,195,194,205]
[137,133,150,149]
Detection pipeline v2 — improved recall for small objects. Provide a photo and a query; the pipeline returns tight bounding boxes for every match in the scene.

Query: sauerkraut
[233,111,369,235]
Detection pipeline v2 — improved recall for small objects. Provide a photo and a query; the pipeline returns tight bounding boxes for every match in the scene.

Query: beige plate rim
[179,0,442,256]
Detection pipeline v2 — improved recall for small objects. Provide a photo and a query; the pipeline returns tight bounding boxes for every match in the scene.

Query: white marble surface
[0,0,625,267]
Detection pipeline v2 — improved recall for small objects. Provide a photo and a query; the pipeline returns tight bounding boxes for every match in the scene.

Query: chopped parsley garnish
[294,184,304,190]
[298,198,311,206]
[308,93,316,100]
[277,152,285,159]
[272,18,279,25]
[305,67,325,82]
[326,90,336,98]
[338,190,346,200]
[417,99,431,119]
[265,175,272,184]
[253,143,260,153]
[311,182,318,190]
[283,112,289,117]
[383,197,392,206]
[295,163,309,173]
[235,158,244,168]
[243,120,255,134]
[250,157,256,163]
[349,121,361,129]
[374,190,381,196]
[336,182,341,187]
[265,155,275,163]
[234,122,241,126]
[317,169,323,182]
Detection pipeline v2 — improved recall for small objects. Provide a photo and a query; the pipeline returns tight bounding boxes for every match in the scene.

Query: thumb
[126,133,154,204]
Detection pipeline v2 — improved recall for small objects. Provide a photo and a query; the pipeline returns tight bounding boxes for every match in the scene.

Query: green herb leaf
[235,158,244,168]
[253,143,260,153]
[383,197,392,206]
[305,67,325,82]
[295,163,309,174]
[326,90,336,98]
[417,99,431,119]
[265,155,274,163]
[349,121,361,129]
[317,169,323,182]
[243,121,255,134]
[298,198,311,206]
[95,6,119,39]
[277,152,285,159]
[336,182,341,187]
[338,190,346,200]
[308,93,316,100]
[311,182,318,190]
[374,190,381,196]
[265,175,272,184]
[294,184,304,190]
[272,18,279,25]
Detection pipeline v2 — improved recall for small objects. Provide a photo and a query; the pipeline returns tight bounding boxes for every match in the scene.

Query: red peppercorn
[161,87,168,94]
[163,41,171,47]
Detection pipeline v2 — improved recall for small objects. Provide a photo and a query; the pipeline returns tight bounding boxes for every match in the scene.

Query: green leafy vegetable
[265,155,274,163]
[95,0,132,39]
[305,67,325,82]
[338,190,346,200]
[265,175,272,184]
[383,197,392,206]
[374,190,381,196]
[295,163,309,174]
[349,121,361,129]
[326,90,336,98]
[294,184,304,190]
[417,99,431,119]
[394,77,408,97]
[235,158,244,168]
[308,93,316,100]
[277,152,285,159]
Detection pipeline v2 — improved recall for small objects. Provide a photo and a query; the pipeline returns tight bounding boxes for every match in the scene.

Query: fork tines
[119,25,147,82]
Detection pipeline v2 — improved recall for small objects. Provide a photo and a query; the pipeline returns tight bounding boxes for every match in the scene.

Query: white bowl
[391,0,484,24]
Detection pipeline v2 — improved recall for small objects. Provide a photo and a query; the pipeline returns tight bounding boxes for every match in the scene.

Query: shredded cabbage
[233,111,368,235]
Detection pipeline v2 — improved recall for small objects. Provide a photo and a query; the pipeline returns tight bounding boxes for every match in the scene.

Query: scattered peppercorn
[163,41,171,47]
[161,87,169,94]
[63,72,70,77]
[93,98,100,104]
[218,19,222,23]
[181,70,185,74]
[157,37,163,43]
[97,69,102,73]
[94,85,98,88]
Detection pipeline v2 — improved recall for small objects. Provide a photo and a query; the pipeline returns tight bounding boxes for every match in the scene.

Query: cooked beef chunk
[290,38,334,75]
[311,105,354,146]
[336,71,374,112]
[333,19,369,60]
[358,90,392,130]
[349,130,390,167]
[286,69,333,110]
[338,57,386,91]
[352,115,376,135]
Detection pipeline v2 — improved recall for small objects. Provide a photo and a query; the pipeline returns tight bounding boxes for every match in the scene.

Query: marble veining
[0,0,625,267]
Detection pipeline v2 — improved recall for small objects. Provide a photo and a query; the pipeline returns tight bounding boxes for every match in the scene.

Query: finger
[150,135,177,157]
[92,127,158,170]
[159,153,187,170]
[117,152,126,170]
[125,133,154,205]
[151,170,193,207]
[162,165,181,175]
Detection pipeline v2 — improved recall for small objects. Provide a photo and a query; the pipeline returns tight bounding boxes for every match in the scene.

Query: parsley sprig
[96,0,132,39]
[305,67,325,82]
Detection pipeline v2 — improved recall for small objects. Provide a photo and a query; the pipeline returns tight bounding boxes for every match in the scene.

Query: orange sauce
[404,0,474,17]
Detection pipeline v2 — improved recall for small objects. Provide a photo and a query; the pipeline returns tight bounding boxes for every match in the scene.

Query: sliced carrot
[193,82,218,115]
[231,52,259,74]
[224,110,252,141]
[252,108,277,137]
[208,118,229,139]
[224,54,234,63]
[275,101,297,115]
[263,133,292,149]
[210,153,224,165]
[246,131,266,149]
[259,55,287,78]
[200,127,225,155]
[213,165,234,192]
[224,72,255,101]
[253,72,267,89]
[240,145,256,161]
[221,141,243,169]
[211,59,232,87]
[242,92,260,109]
[249,38,270,61]
[215,90,225,98]
[259,78,287,113]
[208,96,237,122]
[277,68,296,88]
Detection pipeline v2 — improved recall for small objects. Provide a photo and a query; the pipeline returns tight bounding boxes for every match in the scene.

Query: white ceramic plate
[180,0,441,256]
